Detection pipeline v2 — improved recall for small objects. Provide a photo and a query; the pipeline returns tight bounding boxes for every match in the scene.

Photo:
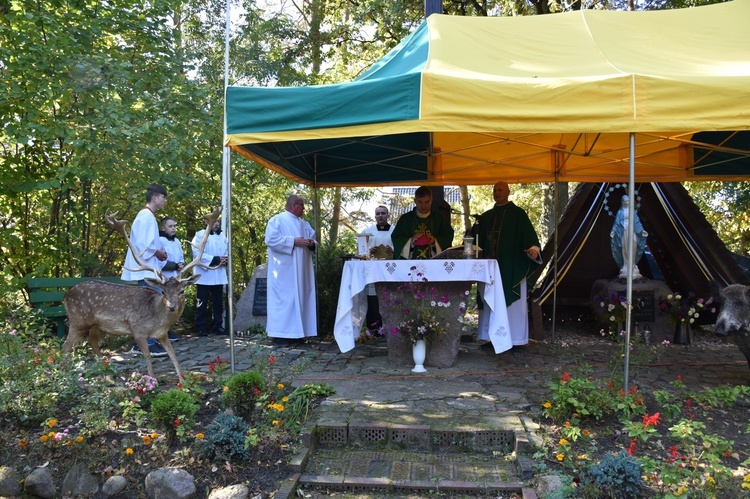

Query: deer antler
[180,207,223,277]
[105,210,166,284]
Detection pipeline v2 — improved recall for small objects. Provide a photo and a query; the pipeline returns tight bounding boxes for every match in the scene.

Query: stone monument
[233,263,268,333]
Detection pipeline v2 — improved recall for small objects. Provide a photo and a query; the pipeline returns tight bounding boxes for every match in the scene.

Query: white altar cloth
[333,259,511,354]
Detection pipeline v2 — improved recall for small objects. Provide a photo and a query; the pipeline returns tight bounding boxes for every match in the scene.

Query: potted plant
[657,292,714,344]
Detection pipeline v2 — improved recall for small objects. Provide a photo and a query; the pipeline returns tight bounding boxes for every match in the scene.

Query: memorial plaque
[633,290,655,323]
[252,278,267,316]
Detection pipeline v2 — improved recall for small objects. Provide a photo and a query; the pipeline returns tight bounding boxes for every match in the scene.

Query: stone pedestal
[234,263,268,332]
[379,281,471,368]
[591,278,674,343]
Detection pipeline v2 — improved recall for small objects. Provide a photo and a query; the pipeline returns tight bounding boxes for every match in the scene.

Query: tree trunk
[542,182,568,243]
[329,187,341,245]
[459,185,471,235]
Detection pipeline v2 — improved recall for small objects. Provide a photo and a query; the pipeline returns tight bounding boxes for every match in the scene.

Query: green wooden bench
[27,277,136,338]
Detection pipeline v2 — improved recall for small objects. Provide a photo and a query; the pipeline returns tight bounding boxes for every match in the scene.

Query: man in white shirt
[192,219,228,336]
[362,205,395,335]
[121,183,169,356]
[159,216,185,341]
[264,195,317,346]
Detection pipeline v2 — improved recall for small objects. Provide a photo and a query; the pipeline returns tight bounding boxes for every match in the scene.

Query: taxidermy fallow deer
[62,207,222,381]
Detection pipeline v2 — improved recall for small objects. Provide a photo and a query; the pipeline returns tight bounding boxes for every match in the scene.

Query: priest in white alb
[264,194,318,346]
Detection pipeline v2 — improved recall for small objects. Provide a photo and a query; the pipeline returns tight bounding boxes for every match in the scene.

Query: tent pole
[222,0,235,374]
[551,164,561,341]
[623,133,636,392]
[313,157,320,337]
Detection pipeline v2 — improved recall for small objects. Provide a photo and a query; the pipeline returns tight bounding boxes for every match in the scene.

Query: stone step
[298,447,525,496]
[284,422,537,498]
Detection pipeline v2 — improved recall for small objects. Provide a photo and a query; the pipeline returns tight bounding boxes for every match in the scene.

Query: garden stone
[144,467,196,498]
[208,483,249,499]
[24,466,56,499]
[0,466,21,497]
[101,475,128,496]
[535,474,564,497]
[234,263,268,332]
[62,463,99,496]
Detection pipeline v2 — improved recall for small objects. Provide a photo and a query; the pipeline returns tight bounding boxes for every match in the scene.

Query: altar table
[333,259,511,354]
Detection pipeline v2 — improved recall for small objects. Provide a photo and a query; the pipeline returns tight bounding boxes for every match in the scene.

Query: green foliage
[221,370,266,419]
[586,450,643,498]
[542,370,615,422]
[149,389,199,440]
[279,383,335,429]
[315,242,349,337]
[198,412,251,462]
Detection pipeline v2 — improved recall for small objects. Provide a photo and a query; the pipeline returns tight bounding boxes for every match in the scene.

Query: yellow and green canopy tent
[225,0,750,187]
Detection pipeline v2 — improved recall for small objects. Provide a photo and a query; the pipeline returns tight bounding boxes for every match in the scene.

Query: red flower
[724,450,731,458]
[627,439,637,456]
[667,445,680,463]
[268,355,276,365]
[642,412,661,428]
[208,361,216,372]
[560,372,571,382]
[173,417,181,429]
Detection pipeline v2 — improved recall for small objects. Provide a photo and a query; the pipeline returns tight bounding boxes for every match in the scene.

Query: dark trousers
[195,284,225,334]
[365,295,383,333]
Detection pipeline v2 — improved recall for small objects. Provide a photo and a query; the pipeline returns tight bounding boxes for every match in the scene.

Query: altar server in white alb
[362,205,394,334]
[264,194,318,346]
[159,216,185,341]
[192,218,228,336]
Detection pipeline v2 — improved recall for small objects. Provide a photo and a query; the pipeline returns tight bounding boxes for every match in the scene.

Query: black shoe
[480,342,494,351]
[197,330,208,337]
[213,328,226,335]
[272,337,293,346]
[168,332,179,342]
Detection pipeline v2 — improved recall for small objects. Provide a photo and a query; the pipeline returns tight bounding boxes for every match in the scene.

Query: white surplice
[121,207,163,281]
[191,230,228,285]
[264,211,317,338]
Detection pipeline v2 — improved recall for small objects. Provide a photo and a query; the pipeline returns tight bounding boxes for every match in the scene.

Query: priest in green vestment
[392,186,455,259]
[473,181,542,347]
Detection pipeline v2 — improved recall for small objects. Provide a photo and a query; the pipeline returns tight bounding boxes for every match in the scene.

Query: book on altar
[431,245,483,260]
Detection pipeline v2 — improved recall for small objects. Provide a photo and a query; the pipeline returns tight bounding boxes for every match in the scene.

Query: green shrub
[149,389,198,440]
[586,449,643,497]
[198,412,251,461]
[315,241,352,338]
[221,370,266,419]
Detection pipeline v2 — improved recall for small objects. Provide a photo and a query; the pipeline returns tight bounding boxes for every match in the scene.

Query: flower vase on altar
[412,339,427,373]
[673,322,691,345]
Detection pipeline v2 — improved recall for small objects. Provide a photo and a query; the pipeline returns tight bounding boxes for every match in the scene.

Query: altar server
[264,195,318,346]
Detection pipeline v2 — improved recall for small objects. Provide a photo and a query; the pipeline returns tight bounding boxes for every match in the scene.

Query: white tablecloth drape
[333,259,511,354]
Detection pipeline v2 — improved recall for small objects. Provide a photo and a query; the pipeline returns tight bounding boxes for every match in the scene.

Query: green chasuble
[475,202,540,306]
[392,209,455,259]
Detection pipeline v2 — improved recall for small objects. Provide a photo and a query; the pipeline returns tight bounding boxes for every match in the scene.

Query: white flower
[464,290,470,296]
[459,302,466,308]
[689,318,695,324]
[607,304,615,312]
[667,294,673,300]
[609,316,616,322]
[599,301,605,307]
[431,300,436,307]
[674,294,682,300]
